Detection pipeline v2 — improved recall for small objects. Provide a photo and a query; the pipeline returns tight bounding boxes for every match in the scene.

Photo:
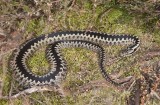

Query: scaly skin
[10,31,140,87]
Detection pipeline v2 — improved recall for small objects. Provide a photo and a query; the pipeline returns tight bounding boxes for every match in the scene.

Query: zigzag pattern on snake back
[10,31,140,87]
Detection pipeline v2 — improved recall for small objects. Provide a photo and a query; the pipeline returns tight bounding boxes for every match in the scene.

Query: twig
[76,78,133,94]
[9,80,14,99]
[88,96,97,105]
[0,53,7,98]
[127,79,141,105]
[150,90,160,100]
[0,85,56,99]
[67,0,76,8]
[127,79,136,91]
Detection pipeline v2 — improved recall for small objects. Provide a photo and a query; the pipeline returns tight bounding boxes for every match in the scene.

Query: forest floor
[0,0,160,105]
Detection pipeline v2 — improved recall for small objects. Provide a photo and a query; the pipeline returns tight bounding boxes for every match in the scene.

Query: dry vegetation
[0,0,160,105]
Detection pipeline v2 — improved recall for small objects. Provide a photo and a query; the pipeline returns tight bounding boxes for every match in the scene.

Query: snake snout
[120,48,134,57]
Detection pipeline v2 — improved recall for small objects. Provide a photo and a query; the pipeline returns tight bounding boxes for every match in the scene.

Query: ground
[0,0,160,105]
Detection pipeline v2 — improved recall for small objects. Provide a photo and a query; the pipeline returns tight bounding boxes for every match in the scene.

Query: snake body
[11,31,140,87]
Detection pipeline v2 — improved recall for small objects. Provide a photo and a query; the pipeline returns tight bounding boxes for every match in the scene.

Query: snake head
[120,47,136,57]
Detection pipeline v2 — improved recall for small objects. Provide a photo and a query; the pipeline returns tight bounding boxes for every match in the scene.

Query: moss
[30,92,63,105]
[27,47,49,76]
[0,99,7,105]
[154,31,160,44]
[2,74,11,96]
[83,1,93,10]
[12,99,23,105]
[25,18,46,35]
[65,11,93,30]
[107,8,123,24]
[1,0,160,104]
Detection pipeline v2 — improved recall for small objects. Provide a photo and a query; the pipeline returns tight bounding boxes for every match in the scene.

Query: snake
[10,31,140,87]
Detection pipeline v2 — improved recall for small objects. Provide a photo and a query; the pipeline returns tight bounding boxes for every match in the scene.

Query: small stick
[0,85,56,99]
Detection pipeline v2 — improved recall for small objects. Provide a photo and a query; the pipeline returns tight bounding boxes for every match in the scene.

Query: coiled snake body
[11,31,140,87]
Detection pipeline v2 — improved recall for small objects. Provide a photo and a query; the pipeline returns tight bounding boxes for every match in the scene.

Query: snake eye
[120,48,134,57]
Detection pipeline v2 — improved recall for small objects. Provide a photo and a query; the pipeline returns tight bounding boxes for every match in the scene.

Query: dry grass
[0,0,160,105]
